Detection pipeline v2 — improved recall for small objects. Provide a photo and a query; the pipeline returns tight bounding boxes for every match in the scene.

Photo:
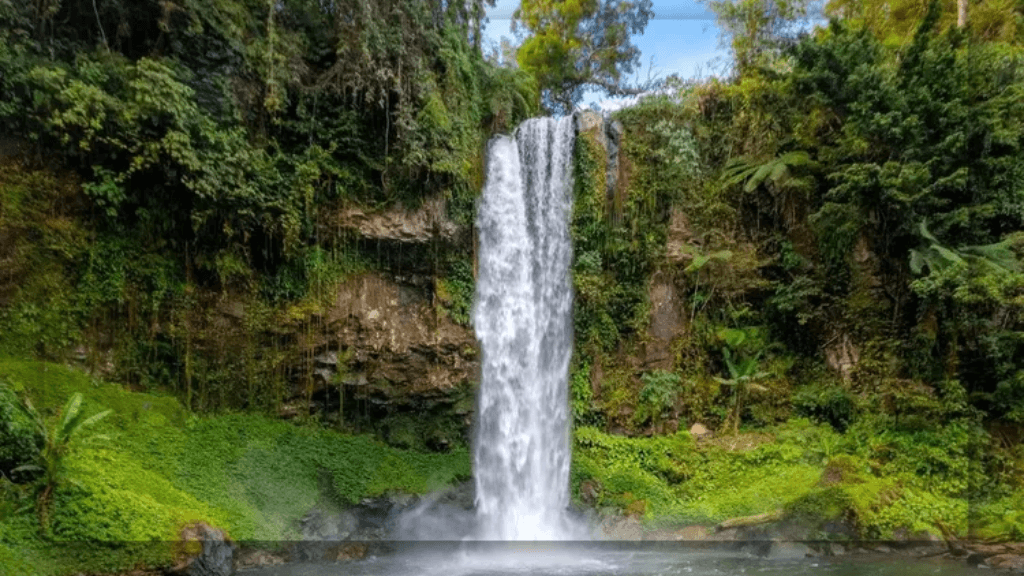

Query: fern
[722,151,819,193]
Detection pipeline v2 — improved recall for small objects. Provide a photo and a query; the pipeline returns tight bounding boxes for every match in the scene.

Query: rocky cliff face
[323,194,462,244]
[302,273,476,397]
[283,270,478,449]
[277,196,478,449]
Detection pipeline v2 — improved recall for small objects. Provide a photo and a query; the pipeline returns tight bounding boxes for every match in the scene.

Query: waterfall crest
[472,116,577,541]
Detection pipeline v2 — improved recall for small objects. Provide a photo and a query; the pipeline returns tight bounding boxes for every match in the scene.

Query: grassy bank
[0,358,471,575]
[572,418,1020,541]
[2,357,1022,574]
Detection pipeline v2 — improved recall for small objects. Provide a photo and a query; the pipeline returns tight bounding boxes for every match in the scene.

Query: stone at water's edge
[235,549,285,569]
[174,522,235,576]
[985,553,1024,571]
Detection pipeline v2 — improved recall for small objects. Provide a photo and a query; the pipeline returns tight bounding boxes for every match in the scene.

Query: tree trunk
[38,483,53,533]
[957,0,967,28]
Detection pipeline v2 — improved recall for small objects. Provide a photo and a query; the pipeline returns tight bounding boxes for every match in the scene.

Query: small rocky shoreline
[158,485,1024,575]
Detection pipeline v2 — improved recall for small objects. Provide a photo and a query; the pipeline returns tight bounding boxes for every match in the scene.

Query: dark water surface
[239,543,984,576]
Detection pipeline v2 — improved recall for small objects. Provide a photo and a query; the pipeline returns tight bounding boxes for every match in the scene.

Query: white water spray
[472,117,577,541]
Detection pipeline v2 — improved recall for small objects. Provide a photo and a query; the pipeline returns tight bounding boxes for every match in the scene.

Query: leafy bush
[973,491,1024,541]
[792,381,857,431]
[635,370,682,427]
[15,393,111,531]
[0,381,41,482]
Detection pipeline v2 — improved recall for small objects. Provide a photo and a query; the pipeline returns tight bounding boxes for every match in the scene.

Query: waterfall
[472,116,576,541]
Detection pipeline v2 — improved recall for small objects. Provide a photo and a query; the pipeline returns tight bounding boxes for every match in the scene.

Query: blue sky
[481,0,731,108]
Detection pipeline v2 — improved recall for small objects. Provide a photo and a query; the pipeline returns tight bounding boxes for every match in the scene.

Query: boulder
[598,515,644,540]
[768,541,814,560]
[174,522,235,576]
[236,548,286,569]
[676,525,709,541]
[326,543,368,562]
[987,553,1024,571]
[580,479,601,507]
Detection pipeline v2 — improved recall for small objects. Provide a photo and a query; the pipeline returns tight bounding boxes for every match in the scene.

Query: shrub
[792,381,857,431]
[0,381,41,482]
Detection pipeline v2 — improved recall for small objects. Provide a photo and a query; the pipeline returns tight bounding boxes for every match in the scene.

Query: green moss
[54,448,225,542]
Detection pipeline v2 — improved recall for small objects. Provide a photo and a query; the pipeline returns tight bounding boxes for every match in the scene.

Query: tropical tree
[716,347,771,434]
[824,0,1023,44]
[713,328,772,434]
[513,0,654,113]
[14,393,110,531]
[701,0,820,74]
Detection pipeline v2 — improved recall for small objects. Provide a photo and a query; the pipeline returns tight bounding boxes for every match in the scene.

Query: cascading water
[472,116,577,541]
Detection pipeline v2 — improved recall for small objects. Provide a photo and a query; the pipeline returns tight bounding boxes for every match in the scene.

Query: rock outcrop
[644,270,685,370]
[303,273,476,398]
[324,194,461,244]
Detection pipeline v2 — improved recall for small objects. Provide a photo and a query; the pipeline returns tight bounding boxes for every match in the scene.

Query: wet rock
[173,522,235,576]
[315,351,338,365]
[299,273,477,400]
[768,542,814,559]
[313,367,334,385]
[236,549,286,569]
[820,519,856,540]
[966,552,988,567]
[766,519,814,542]
[574,110,607,150]
[987,553,1024,571]
[392,481,477,540]
[824,332,860,382]
[217,300,245,320]
[580,479,601,507]
[326,543,368,562]
[676,525,710,541]
[598,516,644,540]
[604,118,624,211]
[666,209,694,265]
[645,271,684,370]
[299,509,359,541]
[873,544,893,553]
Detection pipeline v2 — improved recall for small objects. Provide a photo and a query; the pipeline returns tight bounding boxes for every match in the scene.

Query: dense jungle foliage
[0,0,538,409]
[2,0,1024,573]
[565,0,1024,547]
